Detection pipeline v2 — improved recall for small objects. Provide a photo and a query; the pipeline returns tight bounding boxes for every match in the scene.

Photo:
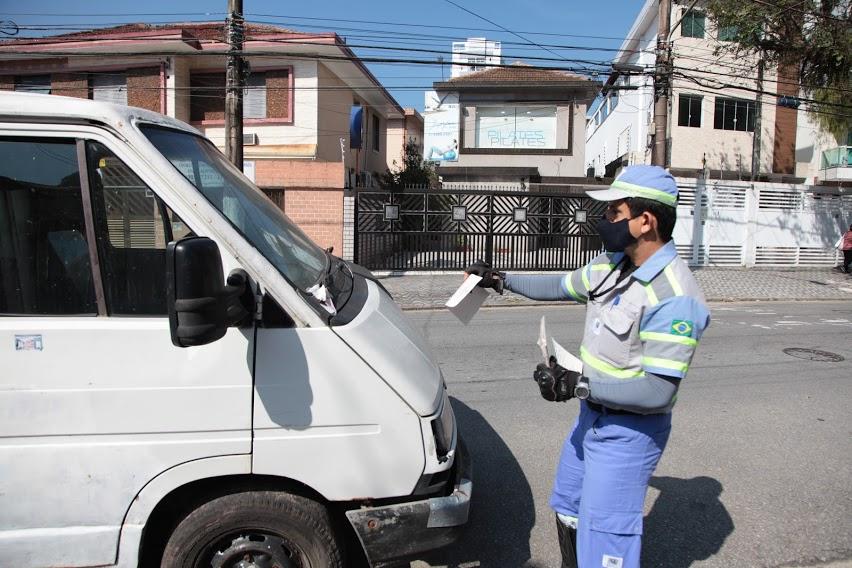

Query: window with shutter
[244,73,267,119]
[91,74,127,105]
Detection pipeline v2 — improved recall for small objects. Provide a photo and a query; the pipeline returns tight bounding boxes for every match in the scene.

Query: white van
[0,92,471,568]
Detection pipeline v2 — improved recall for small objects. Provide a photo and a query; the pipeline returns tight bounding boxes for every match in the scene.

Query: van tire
[160,490,343,568]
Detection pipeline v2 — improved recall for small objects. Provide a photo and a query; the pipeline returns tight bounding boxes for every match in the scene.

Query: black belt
[585,400,641,416]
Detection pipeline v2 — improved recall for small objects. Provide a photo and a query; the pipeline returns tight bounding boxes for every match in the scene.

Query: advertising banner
[423,91,460,162]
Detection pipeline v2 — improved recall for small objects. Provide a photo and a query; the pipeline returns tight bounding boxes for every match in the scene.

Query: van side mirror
[166,237,251,348]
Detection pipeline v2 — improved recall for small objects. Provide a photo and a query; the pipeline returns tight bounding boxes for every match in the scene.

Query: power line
[441,0,574,65]
[2,11,636,42]
[1,48,609,76]
[673,71,852,110]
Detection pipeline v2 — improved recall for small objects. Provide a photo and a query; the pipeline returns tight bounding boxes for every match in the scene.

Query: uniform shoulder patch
[670,319,693,336]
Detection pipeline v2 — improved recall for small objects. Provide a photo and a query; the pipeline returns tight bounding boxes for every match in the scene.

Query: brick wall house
[0,22,406,255]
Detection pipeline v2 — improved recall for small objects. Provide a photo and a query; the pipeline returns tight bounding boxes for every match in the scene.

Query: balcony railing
[820,146,852,170]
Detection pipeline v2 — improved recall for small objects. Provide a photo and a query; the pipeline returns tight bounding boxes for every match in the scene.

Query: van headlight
[431,388,456,463]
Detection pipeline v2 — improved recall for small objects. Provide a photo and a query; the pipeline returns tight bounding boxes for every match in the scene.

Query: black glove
[534,357,581,402]
[464,259,505,294]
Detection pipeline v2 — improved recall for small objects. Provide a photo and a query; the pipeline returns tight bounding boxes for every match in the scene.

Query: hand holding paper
[446,274,489,324]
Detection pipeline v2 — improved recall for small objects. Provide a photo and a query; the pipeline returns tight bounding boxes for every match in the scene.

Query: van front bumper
[345,437,472,567]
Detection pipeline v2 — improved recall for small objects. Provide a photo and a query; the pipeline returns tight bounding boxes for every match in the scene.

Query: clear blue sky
[5,0,645,110]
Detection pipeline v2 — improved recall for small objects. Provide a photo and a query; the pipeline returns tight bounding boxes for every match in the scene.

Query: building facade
[385,108,425,173]
[0,22,407,254]
[586,0,809,182]
[426,63,600,187]
[450,38,502,79]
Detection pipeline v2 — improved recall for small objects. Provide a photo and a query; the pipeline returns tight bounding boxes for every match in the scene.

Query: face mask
[596,217,637,252]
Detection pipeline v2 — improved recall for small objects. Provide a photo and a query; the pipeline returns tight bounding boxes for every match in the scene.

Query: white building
[585,0,834,184]
[451,38,502,79]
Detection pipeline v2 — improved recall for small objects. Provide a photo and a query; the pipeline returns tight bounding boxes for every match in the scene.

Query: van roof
[0,91,199,135]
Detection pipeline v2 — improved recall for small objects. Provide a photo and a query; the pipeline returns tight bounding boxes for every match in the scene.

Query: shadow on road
[642,475,734,567]
[415,397,538,567]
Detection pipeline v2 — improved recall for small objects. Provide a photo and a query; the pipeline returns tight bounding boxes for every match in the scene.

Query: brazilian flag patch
[671,320,693,336]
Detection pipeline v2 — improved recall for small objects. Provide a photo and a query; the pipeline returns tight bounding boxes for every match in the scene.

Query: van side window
[0,138,97,315]
[86,141,192,315]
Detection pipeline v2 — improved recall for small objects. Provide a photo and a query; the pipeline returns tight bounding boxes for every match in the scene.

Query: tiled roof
[2,22,303,46]
[445,62,592,84]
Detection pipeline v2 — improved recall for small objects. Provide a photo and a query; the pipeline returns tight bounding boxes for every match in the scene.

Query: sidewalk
[376,267,852,310]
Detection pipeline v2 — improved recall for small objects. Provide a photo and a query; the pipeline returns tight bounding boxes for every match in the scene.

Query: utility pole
[750,56,764,181]
[652,0,672,167]
[225,0,244,169]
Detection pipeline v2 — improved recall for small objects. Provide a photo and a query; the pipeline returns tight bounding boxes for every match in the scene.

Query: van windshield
[139,124,327,290]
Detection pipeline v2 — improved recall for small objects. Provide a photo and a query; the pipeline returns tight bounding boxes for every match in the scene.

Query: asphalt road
[403,301,852,568]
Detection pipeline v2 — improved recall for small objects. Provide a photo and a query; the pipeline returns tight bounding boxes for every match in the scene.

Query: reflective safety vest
[562,241,710,412]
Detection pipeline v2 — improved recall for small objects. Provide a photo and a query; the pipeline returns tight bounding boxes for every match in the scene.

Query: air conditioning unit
[242,133,258,145]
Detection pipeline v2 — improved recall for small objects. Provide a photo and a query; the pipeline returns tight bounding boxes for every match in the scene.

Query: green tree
[378,139,437,192]
[706,0,851,139]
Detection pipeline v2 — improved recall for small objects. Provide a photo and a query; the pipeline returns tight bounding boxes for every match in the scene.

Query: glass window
[682,10,706,38]
[718,24,738,41]
[14,75,51,94]
[86,141,191,315]
[610,90,619,112]
[92,73,128,105]
[470,105,560,149]
[139,125,327,290]
[714,97,756,132]
[0,138,97,315]
[372,114,380,152]
[678,94,702,128]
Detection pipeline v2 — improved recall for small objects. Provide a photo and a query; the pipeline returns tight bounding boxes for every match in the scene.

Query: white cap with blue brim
[586,165,678,207]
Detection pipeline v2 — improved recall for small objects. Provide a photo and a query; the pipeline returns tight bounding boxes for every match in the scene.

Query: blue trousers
[550,401,672,568]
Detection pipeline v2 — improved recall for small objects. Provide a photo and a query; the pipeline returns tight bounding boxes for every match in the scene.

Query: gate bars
[354,188,607,271]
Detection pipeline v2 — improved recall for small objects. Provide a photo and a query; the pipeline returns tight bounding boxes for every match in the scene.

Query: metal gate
[354,188,607,271]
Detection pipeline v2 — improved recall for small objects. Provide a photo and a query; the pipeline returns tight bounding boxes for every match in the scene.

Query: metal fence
[354,188,608,271]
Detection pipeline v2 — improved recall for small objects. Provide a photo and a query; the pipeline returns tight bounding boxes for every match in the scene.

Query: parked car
[0,92,471,568]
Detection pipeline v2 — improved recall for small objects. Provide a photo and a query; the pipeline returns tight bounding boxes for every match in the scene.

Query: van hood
[333,281,442,416]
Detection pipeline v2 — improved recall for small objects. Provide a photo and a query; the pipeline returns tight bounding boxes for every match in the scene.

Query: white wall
[672,177,849,267]
[585,15,657,175]
[588,1,791,177]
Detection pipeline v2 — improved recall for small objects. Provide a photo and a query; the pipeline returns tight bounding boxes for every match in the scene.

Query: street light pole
[225,0,244,169]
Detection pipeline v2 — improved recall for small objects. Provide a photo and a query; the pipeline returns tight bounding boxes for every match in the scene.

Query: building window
[678,94,702,127]
[372,114,380,152]
[717,24,738,41]
[91,73,128,105]
[610,90,619,112]
[244,73,267,119]
[190,71,283,122]
[682,10,706,38]
[468,105,562,150]
[14,75,51,94]
[714,97,756,132]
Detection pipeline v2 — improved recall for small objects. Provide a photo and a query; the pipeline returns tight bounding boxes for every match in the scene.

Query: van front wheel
[160,491,343,568]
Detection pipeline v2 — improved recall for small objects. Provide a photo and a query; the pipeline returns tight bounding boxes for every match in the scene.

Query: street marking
[751,324,772,329]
